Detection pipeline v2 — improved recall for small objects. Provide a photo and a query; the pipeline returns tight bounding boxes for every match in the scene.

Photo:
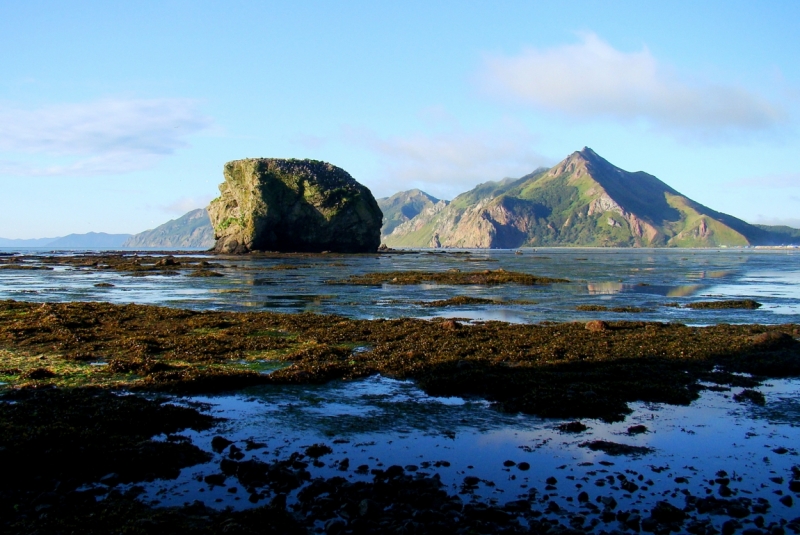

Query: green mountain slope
[384,148,794,248]
[377,189,440,238]
[123,209,215,249]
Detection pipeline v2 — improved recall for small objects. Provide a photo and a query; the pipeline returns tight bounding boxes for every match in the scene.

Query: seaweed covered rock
[208,159,382,253]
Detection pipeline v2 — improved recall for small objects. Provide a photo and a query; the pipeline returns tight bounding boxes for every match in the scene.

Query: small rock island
[208,158,383,253]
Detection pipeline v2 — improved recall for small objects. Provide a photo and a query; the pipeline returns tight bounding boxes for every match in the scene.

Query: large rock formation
[207,159,382,253]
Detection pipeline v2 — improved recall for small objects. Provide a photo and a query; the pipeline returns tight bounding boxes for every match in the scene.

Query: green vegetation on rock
[208,159,382,253]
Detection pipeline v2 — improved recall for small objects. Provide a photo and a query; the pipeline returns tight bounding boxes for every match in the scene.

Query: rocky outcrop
[207,159,382,253]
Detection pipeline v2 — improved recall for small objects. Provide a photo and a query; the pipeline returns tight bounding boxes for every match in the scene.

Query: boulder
[208,158,382,253]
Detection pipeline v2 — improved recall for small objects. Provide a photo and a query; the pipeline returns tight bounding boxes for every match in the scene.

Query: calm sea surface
[1,247,799,324]
[3,248,800,528]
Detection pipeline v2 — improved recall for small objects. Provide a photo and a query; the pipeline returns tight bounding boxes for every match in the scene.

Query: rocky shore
[1,255,800,533]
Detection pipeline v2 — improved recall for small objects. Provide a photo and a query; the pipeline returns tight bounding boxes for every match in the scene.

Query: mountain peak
[383,147,782,248]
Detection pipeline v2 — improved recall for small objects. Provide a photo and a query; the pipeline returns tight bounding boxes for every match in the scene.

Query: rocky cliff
[208,159,382,253]
[384,148,784,248]
[123,209,215,249]
[376,189,440,238]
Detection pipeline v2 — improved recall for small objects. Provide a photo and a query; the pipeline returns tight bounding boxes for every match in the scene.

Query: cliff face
[384,148,774,248]
[123,209,215,249]
[207,159,382,253]
[376,189,440,238]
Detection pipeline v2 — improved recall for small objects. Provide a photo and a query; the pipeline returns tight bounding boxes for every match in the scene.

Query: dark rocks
[208,158,382,254]
[650,500,686,523]
[585,320,609,332]
[211,436,233,453]
[204,473,227,486]
[21,367,56,379]
[687,299,762,310]
[558,421,588,433]
[627,424,648,434]
[579,440,655,456]
[734,389,767,405]
[304,443,333,458]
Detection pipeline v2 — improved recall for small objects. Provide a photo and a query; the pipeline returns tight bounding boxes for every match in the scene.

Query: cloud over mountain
[480,33,784,138]
[346,121,548,200]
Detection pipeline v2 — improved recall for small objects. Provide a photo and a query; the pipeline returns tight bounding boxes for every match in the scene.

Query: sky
[0,0,798,238]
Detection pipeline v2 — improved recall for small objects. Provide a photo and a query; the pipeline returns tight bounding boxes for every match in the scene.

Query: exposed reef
[328,269,569,286]
[2,301,800,533]
[2,300,798,422]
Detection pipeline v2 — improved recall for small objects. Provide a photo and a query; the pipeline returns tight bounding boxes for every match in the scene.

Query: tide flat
[1,248,799,534]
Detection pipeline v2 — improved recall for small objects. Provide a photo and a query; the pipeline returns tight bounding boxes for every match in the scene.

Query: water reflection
[1,248,798,324]
[135,376,800,532]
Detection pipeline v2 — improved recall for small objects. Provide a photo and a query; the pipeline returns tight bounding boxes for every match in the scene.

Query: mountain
[384,148,797,248]
[754,224,800,242]
[376,189,441,238]
[123,209,215,249]
[47,232,132,248]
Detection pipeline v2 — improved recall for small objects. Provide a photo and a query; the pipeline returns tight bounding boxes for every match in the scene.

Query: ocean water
[1,247,799,325]
[4,248,800,528]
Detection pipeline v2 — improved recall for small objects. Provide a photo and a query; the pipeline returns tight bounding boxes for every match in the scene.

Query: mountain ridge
[122,209,215,249]
[383,148,797,248]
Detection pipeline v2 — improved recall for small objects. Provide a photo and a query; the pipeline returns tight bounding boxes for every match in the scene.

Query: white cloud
[479,33,784,138]
[346,121,548,200]
[162,195,215,215]
[731,173,800,188]
[0,98,211,176]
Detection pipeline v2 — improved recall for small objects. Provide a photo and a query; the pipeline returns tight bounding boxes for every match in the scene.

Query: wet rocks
[585,320,609,332]
[330,269,568,286]
[558,421,588,433]
[734,389,767,405]
[650,500,686,523]
[208,158,382,254]
[420,296,498,307]
[0,387,215,523]
[687,299,762,310]
[21,367,56,379]
[2,300,800,422]
[211,436,234,452]
[579,440,654,456]
[304,443,333,458]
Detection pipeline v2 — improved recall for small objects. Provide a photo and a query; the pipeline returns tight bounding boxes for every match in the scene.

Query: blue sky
[1,1,798,238]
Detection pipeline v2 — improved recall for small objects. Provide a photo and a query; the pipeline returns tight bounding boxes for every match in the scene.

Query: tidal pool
[121,375,800,532]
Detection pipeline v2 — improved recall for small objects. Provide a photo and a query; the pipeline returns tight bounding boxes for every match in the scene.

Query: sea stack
[208,158,383,253]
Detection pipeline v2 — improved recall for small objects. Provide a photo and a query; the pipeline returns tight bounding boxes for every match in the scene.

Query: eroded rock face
[208,159,382,253]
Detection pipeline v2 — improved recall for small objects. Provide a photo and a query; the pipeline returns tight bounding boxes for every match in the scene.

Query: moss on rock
[207,159,382,253]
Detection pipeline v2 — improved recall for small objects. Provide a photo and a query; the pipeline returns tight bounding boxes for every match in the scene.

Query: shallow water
[4,247,800,527]
[1,248,799,325]
[131,375,800,530]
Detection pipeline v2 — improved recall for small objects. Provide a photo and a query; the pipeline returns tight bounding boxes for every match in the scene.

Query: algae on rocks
[208,158,383,253]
